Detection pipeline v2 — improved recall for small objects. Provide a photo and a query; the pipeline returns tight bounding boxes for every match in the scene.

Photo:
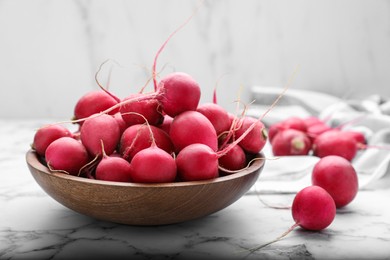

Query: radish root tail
[248,222,299,252]
[95,59,121,103]
[239,222,299,255]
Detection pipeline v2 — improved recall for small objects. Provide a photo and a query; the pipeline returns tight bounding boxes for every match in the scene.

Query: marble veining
[1,119,390,259]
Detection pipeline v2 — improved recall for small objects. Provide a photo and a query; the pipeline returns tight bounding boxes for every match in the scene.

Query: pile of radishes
[31,9,273,184]
[244,114,365,251]
[31,71,269,183]
[249,151,360,252]
[268,115,367,161]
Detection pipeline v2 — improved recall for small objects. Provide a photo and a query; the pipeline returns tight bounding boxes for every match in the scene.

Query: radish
[73,90,119,124]
[169,110,218,152]
[129,121,177,183]
[248,185,336,252]
[176,143,219,181]
[32,124,73,156]
[95,143,132,182]
[45,137,89,176]
[306,122,332,141]
[119,124,174,162]
[271,129,312,156]
[312,155,358,208]
[130,145,177,183]
[342,130,367,145]
[218,144,246,173]
[282,117,307,133]
[119,93,164,127]
[80,113,121,157]
[234,116,268,154]
[157,72,201,117]
[312,129,358,161]
[292,185,336,230]
[197,103,231,135]
[268,117,307,143]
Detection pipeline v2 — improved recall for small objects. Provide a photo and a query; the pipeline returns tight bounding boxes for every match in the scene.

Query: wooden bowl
[26,150,265,226]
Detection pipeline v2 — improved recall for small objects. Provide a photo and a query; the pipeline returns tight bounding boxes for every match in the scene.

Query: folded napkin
[246,86,390,193]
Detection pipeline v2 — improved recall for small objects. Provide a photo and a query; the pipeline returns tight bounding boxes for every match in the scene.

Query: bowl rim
[26,149,265,188]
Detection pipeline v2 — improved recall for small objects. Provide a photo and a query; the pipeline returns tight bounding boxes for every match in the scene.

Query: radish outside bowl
[26,149,264,226]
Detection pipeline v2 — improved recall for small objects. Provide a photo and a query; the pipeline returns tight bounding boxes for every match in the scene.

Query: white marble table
[1,119,390,259]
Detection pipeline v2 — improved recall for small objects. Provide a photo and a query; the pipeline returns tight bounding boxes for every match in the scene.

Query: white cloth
[247,86,390,193]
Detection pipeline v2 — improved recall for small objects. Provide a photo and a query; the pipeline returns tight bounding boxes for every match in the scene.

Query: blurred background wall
[0,0,389,119]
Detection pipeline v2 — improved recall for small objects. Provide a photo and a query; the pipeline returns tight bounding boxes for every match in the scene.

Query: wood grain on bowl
[26,150,264,226]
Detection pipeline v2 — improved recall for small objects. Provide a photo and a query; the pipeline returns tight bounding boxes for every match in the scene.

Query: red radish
[157,72,201,117]
[176,143,219,181]
[129,122,177,183]
[130,145,177,183]
[312,130,358,161]
[73,90,119,124]
[218,144,246,172]
[282,117,307,133]
[246,185,336,252]
[32,124,73,156]
[45,137,89,176]
[95,145,132,183]
[80,114,121,156]
[312,155,358,208]
[234,116,268,154]
[306,122,332,141]
[292,185,336,230]
[197,103,231,135]
[271,129,311,156]
[268,121,285,142]
[119,93,164,127]
[119,124,174,162]
[169,110,218,152]
[268,117,307,142]
[342,130,366,145]
[160,114,173,135]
